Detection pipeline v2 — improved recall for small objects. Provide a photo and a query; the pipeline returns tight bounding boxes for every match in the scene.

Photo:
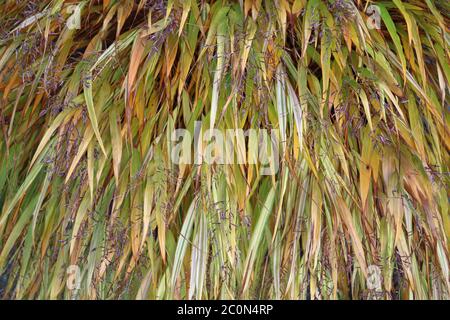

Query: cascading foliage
[0,0,449,299]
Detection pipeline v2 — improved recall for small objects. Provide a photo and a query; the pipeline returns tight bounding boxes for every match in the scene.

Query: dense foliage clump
[0,0,448,299]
